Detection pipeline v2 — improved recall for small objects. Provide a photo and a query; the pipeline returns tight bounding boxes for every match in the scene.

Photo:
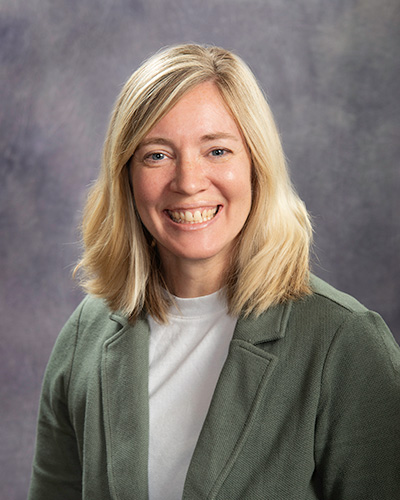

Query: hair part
[74,43,312,323]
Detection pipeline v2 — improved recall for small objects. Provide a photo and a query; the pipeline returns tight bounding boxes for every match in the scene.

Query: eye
[210,148,228,157]
[140,151,171,166]
[147,152,166,161]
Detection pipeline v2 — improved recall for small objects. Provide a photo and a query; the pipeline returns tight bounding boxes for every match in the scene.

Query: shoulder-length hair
[74,43,312,323]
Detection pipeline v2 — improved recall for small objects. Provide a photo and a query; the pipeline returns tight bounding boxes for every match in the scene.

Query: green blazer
[28,276,400,499]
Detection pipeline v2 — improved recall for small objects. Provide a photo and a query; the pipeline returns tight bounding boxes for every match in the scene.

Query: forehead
[143,81,242,141]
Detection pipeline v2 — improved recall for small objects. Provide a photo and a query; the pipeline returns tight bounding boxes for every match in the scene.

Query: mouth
[166,206,220,224]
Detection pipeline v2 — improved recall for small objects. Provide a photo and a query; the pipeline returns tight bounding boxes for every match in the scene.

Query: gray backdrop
[1,0,399,498]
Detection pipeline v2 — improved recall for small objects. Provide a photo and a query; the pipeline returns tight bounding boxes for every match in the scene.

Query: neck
[160,254,227,298]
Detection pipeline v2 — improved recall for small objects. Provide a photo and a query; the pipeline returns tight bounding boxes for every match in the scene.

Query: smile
[167,206,219,224]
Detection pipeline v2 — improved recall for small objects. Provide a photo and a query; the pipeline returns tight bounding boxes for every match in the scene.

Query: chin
[161,242,230,264]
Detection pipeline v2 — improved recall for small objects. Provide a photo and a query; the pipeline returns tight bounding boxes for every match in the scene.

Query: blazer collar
[233,300,292,344]
[110,299,292,345]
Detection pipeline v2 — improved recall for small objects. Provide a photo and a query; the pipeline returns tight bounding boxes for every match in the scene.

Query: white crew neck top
[147,290,237,500]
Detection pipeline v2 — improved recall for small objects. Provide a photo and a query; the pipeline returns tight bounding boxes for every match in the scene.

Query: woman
[28,44,400,499]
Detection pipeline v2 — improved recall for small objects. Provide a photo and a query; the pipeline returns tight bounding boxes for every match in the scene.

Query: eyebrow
[137,137,174,149]
[137,132,239,150]
[199,132,240,142]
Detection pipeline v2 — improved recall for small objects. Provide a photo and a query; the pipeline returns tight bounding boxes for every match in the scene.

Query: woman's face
[130,81,252,274]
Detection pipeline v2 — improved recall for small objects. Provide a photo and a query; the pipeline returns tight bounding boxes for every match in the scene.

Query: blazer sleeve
[314,310,400,499]
[28,301,85,500]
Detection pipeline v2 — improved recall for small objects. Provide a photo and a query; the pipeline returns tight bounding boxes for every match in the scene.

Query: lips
[167,206,219,224]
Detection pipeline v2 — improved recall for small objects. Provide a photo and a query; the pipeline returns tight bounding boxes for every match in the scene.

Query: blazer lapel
[183,302,291,499]
[101,313,150,500]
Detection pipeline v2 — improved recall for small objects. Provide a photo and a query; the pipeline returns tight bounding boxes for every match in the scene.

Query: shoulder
[45,296,130,389]
[72,295,115,328]
[55,295,125,354]
[308,274,368,313]
[63,294,126,330]
[290,275,399,370]
[290,274,375,332]
[285,275,398,362]
[310,274,367,311]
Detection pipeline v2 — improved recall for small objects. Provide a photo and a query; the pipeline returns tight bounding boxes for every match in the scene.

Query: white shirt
[147,290,237,500]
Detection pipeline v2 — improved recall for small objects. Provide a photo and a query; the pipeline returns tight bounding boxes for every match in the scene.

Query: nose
[170,154,209,195]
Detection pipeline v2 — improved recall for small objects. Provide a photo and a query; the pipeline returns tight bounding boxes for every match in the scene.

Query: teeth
[169,207,218,224]
[193,210,202,222]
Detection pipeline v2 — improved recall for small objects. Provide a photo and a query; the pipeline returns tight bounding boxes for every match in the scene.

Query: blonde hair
[74,43,312,322]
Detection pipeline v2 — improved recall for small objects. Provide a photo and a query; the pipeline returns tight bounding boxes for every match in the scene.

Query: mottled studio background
[1,0,399,497]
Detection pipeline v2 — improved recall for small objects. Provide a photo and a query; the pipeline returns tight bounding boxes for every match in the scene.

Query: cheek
[224,164,252,202]
[131,170,159,210]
